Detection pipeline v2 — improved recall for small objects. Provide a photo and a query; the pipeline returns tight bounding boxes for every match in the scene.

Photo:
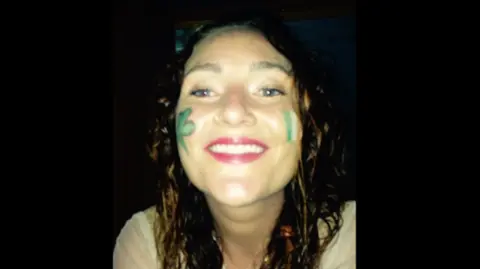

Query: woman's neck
[206,190,284,261]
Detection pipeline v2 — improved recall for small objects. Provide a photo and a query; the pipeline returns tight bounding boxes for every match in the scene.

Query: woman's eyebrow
[184,60,292,77]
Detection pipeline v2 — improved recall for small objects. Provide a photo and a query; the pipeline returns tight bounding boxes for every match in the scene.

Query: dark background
[113,0,356,248]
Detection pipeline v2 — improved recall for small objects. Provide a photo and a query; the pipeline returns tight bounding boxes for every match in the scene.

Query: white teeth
[209,144,265,154]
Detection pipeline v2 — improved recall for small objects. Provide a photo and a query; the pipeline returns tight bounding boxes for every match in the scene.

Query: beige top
[113,201,355,269]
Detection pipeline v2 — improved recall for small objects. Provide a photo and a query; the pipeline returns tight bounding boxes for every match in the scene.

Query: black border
[357,3,444,268]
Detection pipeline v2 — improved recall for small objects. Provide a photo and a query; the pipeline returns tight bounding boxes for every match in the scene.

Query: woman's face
[176,30,302,207]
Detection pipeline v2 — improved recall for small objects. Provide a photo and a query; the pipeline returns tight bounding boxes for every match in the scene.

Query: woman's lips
[205,137,269,164]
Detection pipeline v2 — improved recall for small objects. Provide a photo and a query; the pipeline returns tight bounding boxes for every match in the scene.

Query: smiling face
[176,29,303,207]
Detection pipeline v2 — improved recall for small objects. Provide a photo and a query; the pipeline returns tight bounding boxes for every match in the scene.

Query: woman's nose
[214,88,256,127]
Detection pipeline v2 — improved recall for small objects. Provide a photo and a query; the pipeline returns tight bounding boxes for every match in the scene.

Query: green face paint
[176,107,196,154]
[283,111,297,143]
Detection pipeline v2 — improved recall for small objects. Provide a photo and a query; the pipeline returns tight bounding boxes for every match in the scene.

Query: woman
[114,11,355,269]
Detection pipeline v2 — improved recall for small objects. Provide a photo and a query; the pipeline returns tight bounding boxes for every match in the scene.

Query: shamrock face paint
[176,107,196,154]
[283,111,298,143]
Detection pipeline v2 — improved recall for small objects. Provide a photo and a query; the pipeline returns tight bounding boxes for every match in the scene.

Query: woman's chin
[207,185,260,208]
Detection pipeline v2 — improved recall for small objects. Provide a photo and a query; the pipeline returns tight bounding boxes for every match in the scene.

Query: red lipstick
[205,137,268,164]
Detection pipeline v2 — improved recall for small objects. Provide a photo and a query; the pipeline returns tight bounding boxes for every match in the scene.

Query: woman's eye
[260,88,285,97]
[190,89,212,97]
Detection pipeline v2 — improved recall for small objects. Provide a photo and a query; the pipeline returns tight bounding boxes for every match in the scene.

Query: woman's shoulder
[317,200,356,269]
[317,201,356,238]
[113,206,159,269]
[143,205,159,227]
[119,205,158,234]
[341,201,356,228]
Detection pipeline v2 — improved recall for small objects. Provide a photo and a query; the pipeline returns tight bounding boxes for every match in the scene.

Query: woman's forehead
[185,30,291,71]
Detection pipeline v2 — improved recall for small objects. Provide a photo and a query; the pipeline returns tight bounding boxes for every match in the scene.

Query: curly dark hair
[147,11,348,269]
